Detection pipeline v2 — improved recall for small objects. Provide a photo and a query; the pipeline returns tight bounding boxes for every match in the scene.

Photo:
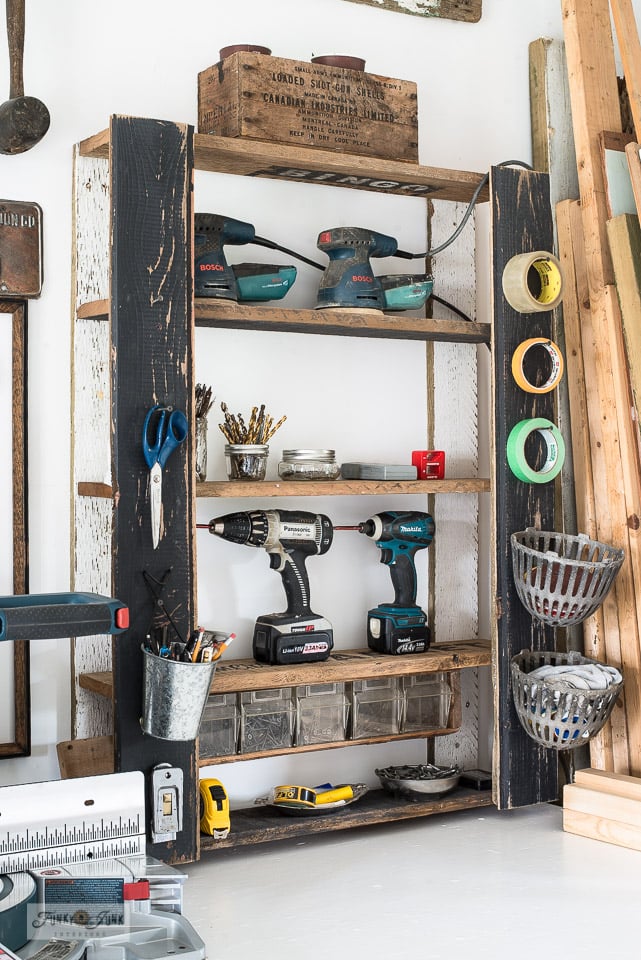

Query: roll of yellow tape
[502,250,564,313]
[511,337,564,393]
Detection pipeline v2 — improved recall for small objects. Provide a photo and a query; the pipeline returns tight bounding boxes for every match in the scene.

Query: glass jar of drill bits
[219,401,286,480]
[278,449,340,481]
[225,443,270,480]
[195,383,214,483]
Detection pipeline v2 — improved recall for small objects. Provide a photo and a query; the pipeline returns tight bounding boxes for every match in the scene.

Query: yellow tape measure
[511,337,564,393]
[502,250,564,313]
[199,778,230,838]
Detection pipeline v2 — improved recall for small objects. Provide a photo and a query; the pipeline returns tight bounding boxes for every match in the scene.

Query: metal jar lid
[282,449,336,461]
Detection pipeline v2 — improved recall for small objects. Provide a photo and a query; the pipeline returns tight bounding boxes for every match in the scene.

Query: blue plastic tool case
[0,592,129,641]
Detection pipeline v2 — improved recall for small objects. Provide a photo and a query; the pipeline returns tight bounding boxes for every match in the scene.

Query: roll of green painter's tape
[506,418,565,483]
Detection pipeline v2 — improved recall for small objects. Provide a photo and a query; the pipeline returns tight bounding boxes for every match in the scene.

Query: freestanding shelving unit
[70,116,560,863]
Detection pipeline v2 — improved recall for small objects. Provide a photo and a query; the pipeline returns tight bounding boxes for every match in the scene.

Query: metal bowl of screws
[376,763,461,799]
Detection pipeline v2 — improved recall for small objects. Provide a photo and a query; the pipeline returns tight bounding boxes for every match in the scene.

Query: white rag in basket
[528,662,622,692]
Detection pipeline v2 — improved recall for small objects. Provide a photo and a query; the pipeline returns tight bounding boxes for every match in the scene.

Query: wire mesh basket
[511,649,623,751]
[511,529,624,626]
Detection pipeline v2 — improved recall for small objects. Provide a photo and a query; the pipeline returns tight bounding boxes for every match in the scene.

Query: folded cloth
[528,662,622,690]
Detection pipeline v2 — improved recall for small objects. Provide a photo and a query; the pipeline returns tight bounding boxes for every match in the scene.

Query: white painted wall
[0,0,594,792]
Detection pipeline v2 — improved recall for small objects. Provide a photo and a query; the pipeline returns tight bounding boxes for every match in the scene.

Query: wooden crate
[198,52,419,162]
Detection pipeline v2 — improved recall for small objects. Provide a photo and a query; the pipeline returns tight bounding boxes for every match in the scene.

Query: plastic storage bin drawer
[401,673,452,733]
[240,688,294,753]
[295,682,348,745]
[199,693,240,758]
[350,677,401,739]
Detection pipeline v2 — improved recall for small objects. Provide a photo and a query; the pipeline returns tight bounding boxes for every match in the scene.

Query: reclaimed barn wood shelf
[196,478,489,497]
[200,786,493,851]
[79,129,488,204]
[79,640,490,700]
[77,298,490,345]
[202,726,459,766]
[78,478,488,499]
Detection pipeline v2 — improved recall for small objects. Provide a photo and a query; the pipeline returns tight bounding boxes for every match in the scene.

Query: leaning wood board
[338,0,481,22]
[108,117,198,863]
[490,165,558,809]
[563,0,641,775]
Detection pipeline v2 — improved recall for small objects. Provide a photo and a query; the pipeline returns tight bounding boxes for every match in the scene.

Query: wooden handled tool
[0,0,50,154]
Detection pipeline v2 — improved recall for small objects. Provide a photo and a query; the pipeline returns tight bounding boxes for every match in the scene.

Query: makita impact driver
[198,509,333,664]
[336,511,435,654]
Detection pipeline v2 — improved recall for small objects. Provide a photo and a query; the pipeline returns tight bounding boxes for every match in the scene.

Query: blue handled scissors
[143,404,188,549]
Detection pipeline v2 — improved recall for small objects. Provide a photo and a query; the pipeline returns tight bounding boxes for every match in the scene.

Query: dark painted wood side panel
[491,166,559,809]
[109,116,197,862]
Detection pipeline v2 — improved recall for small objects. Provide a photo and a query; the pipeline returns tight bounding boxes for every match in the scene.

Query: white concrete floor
[181,803,640,959]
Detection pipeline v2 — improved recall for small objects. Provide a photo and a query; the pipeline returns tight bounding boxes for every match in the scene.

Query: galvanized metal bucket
[141,645,216,741]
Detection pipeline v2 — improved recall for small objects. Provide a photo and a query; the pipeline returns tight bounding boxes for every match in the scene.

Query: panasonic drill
[202,509,334,664]
[337,511,435,654]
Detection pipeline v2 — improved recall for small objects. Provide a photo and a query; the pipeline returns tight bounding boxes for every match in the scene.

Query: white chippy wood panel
[71,150,113,739]
[428,199,482,767]
[71,497,114,738]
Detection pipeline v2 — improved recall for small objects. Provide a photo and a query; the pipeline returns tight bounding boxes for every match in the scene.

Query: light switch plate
[151,763,184,843]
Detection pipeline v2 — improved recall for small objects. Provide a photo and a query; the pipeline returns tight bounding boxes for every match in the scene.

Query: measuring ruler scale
[0,772,145,873]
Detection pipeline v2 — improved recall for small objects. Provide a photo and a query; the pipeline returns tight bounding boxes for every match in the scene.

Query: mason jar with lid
[278,449,340,481]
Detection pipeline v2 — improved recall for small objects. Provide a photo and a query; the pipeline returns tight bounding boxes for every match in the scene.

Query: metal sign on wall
[339,0,481,22]
[0,200,43,298]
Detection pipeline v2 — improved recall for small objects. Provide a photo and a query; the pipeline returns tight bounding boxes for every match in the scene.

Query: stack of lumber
[550,0,641,776]
[564,767,641,850]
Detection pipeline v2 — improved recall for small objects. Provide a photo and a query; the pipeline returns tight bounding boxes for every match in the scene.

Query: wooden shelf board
[79,127,488,204]
[210,641,490,693]
[77,297,490,344]
[79,639,490,700]
[78,479,489,501]
[78,672,113,698]
[197,478,489,498]
[200,726,458,766]
[77,300,109,320]
[200,786,493,850]
[195,300,490,344]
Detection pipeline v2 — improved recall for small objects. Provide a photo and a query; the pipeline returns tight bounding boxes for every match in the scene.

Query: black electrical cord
[431,293,473,324]
[396,159,535,259]
[253,234,325,271]
[256,160,534,268]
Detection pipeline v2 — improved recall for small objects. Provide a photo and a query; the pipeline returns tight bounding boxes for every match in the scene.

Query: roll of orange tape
[511,337,564,393]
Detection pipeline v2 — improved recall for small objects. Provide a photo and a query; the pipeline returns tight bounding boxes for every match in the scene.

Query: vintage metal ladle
[0,0,49,155]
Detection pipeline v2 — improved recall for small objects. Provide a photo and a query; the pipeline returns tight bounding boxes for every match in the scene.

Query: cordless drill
[337,511,435,654]
[200,510,333,664]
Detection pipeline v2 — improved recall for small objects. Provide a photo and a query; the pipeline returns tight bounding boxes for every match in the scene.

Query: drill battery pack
[367,605,431,655]
[253,614,333,665]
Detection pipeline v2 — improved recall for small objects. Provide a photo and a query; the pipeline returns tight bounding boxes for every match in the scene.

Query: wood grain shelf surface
[195,299,490,344]
[200,725,459,766]
[78,640,490,700]
[77,297,490,345]
[197,478,490,498]
[79,128,488,204]
[200,786,493,851]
